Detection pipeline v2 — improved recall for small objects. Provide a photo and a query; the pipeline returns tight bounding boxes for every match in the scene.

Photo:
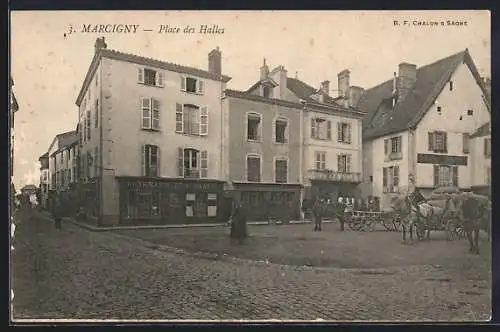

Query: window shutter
[156,71,164,87]
[452,166,458,187]
[347,155,352,173]
[178,147,184,177]
[428,132,434,151]
[180,76,186,91]
[462,133,469,153]
[199,106,208,136]
[200,150,208,178]
[337,122,342,142]
[484,138,489,157]
[384,139,389,155]
[152,98,160,130]
[311,119,316,138]
[272,118,276,143]
[175,103,184,133]
[382,167,388,188]
[284,120,289,144]
[398,136,403,153]
[337,155,342,172]
[141,97,151,129]
[156,146,161,177]
[443,132,448,153]
[141,145,146,176]
[327,120,332,140]
[393,166,399,188]
[138,68,144,83]
[197,80,204,95]
[433,165,439,187]
[347,124,352,144]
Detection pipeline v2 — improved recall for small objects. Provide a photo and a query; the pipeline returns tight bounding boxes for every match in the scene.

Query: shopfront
[117,177,225,225]
[231,183,302,222]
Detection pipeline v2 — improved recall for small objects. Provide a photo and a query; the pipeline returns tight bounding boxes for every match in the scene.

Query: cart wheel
[383,216,394,231]
[446,218,461,241]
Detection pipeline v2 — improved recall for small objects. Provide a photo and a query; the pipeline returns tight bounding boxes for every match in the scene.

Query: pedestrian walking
[312,197,323,231]
[52,194,62,230]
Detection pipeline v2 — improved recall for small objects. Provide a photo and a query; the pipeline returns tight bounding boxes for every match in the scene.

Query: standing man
[312,197,323,231]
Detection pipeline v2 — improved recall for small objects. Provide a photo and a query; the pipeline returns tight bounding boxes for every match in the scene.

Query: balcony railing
[308,169,362,183]
[184,168,200,179]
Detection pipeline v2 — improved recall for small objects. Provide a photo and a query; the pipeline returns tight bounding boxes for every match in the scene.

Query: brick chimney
[208,47,222,76]
[348,86,364,107]
[321,80,330,96]
[260,58,269,80]
[337,69,350,98]
[94,37,107,53]
[270,65,288,100]
[397,62,417,102]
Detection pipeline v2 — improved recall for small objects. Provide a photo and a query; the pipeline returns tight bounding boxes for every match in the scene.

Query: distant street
[11,209,491,321]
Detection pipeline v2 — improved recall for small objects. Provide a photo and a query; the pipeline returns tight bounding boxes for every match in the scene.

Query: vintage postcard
[10,10,491,323]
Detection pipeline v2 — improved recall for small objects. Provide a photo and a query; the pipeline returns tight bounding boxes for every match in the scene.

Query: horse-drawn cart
[342,210,403,232]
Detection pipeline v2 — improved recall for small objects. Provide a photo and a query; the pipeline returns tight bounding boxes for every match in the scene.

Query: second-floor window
[428,131,447,153]
[383,166,399,193]
[94,99,99,128]
[275,158,288,183]
[141,97,160,130]
[462,133,470,154]
[178,148,208,179]
[86,110,91,140]
[246,155,261,182]
[138,68,164,87]
[384,136,402,160]
[433,165,458,187]
[311,118,332,140]
[142,144,160,177]
[247,113,262,141]
[484,138,491,158]
[315,151,326,170]
[176,103,208,136]
[337,122,352,144]
[274,117,288,144]
[181,76,204,94]
[263,85,271,98]
[337,154,352,173]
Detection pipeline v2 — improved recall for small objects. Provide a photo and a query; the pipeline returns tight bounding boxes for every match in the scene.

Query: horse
[451,193,491,254]
[392,194,451,244]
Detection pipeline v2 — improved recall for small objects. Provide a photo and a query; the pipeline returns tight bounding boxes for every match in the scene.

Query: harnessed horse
[394,193,451,243]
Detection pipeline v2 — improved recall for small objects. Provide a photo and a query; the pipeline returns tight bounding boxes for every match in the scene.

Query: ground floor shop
[305,180,357,202]
[117,177,226,225]
[230,183,302,222]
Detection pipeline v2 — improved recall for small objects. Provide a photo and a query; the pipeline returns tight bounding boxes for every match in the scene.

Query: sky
[10,10,490,190]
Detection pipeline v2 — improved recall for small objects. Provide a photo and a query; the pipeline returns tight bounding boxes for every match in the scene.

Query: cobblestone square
[12,210,491,322]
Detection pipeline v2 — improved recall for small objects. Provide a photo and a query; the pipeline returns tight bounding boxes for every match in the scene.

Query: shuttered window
[462,133,470,154]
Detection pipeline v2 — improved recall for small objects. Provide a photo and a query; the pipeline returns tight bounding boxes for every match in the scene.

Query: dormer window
[263,85,271,98]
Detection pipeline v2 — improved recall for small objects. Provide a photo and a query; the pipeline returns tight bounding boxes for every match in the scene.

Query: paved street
[12,209,491,322]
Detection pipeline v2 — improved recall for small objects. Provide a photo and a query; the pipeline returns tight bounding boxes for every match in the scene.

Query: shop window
[185,193,208,217]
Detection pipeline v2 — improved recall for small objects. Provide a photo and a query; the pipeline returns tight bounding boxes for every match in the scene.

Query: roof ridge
[103,48,227,78]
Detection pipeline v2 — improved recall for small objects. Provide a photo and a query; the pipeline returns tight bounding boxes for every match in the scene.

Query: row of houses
[10,77,19,203]
[39,37,491,226]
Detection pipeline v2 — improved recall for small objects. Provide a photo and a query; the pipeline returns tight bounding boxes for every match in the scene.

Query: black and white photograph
[10,10,492,322]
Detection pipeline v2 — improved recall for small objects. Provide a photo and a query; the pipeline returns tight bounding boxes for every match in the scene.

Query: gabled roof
[361,49,491,140]
[76,47,232,106]
[225,89,303,109]
[244,76,365,116]
[470,122,490,138]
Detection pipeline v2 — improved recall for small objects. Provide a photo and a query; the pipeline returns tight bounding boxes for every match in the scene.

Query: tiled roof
[77,47,231,106]
[470,122,490,138]
[39,152,49,161]
[50,131,78,156]
[360,49,491,140]
[225,89,303,109]
[243,76,365,116]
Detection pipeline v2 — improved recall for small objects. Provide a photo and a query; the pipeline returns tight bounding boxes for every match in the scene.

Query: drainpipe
[99,58,104,226]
